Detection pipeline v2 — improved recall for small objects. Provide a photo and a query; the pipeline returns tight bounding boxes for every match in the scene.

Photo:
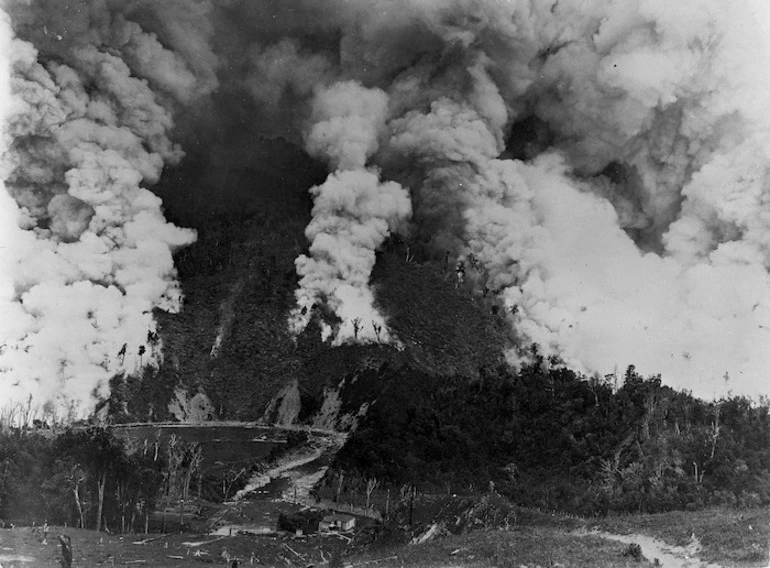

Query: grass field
[345,526,658,568]
[596,507,770,567]
[3,506,769,567]
[5,424,769,568]
[344,498,770,568]
[0,525,349,567]
[0,524,656,568]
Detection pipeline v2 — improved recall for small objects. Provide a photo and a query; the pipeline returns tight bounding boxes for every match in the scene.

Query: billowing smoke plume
[0,1,208,417]
[244,0,770,398]
[290,81,411,342]
[4,0,770,404]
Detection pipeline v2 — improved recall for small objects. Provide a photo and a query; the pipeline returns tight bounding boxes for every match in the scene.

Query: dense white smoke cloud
[290,81,412,343]
[0,1,201,417]
[4,0,770,405]
[495,0,770,398]
[260,0,770,398]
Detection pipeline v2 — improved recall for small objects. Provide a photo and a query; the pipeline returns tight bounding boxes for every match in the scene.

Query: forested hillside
[329,362,770,515]
[90,138,770,519]
[103,138,509,424]
[59,131,765,525]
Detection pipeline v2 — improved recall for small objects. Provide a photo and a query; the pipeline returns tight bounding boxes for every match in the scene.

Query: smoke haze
[2,0,770,414]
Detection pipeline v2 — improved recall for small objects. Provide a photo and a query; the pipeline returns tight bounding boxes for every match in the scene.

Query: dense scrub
[0,426,250,530]
[0,428,165,529]
[331,359,770,516]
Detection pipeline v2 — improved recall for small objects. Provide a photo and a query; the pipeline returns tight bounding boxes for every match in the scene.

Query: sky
[2,0,770,417]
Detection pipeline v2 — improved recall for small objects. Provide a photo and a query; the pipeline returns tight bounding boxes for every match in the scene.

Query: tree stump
[59,534,72,568]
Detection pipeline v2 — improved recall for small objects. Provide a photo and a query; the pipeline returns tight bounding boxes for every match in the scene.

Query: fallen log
[132,534,169,545]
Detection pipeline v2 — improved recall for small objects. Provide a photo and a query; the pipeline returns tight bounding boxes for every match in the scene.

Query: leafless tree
[335,471,345,503]
[19,394,39,430]
[405,245,415,263]
[63,464,88,529]
[180,443,203,527]
[222,466,247,502]
[117,343,127,365]
[710,403,722,459]
[352,318,362,340]
[365,478,379,513]
[0,402,19,431]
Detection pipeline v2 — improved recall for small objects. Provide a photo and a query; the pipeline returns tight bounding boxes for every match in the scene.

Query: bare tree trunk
[96,470,107,532]
[73,485,85,529]
[642,393,655,441]
[180,472,189,528]
[180,467,189,527]
[710,405,721,459]
[365,478,379,513]
[117,484,125,534]
[409,485,415,526]
[180,444,203,528]
[693,461,704,484]
[224,467,246,501]
[335,472,345,503]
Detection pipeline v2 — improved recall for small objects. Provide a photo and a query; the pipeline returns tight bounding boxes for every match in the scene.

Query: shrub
[621,543,643,561]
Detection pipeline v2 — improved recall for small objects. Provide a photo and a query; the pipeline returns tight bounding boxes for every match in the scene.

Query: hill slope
[106,138,509,424]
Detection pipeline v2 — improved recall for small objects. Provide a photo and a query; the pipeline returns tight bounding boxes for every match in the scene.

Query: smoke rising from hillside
[0,0,201,416]
[290,81,412,342]
[266,0,770,399]
[2,0,770,412]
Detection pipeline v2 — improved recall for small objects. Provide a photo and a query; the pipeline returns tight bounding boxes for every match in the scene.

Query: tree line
[0,427,208,532]
[330,356,770,516]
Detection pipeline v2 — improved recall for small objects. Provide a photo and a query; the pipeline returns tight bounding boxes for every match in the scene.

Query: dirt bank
[235,430,347,501]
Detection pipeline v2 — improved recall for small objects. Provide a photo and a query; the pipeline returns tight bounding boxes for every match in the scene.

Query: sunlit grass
[596,506,770,566]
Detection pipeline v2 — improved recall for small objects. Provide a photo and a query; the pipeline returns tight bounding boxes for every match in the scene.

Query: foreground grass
[0,525,348,567]
[4,503,768,567]
[345,526,655,568]
[596,506,770,567]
